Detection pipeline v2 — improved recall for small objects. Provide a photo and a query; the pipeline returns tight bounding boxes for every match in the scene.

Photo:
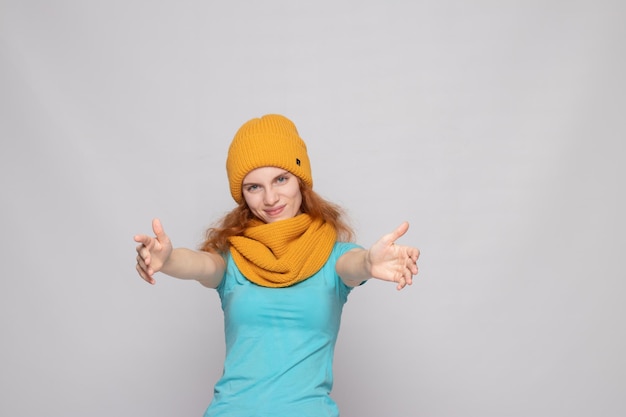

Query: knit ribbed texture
[228,214,337,288]
[226,114,312,203]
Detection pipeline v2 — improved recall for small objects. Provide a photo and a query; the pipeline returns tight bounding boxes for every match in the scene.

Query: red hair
[200,180,354,254]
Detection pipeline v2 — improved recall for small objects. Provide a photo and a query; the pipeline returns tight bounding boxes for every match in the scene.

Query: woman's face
[242,166,303,223]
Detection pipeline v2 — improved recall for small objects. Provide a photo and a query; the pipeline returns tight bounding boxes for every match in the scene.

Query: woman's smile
[264,204,286,217]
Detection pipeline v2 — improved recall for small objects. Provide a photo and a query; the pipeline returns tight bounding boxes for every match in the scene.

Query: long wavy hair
[200,180,354,254]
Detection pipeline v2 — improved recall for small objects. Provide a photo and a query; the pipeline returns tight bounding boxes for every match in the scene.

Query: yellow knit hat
[226,114,313,203]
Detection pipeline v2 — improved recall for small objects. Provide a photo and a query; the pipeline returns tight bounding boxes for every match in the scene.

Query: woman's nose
[263,188,279,205]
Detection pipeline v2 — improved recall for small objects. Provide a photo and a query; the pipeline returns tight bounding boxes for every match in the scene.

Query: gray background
[1,1,625,416]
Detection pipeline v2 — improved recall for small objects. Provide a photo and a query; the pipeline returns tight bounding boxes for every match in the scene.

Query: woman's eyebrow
[274,171,290,179]
[241,180,258,187]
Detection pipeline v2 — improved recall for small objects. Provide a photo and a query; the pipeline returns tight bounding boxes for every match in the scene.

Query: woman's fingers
[133,221,169,285]
[387,221,410,245]
[152,218,168,243]
[136,253,153,275]
[135,263,155,285]
[134,234,153,248]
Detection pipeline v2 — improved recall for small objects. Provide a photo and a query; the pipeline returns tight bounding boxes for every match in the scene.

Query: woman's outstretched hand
[134,218,173,285]
[366,222,420,290]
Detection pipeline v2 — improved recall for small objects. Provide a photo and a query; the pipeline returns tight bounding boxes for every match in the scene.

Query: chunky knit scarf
[228,214,337,288]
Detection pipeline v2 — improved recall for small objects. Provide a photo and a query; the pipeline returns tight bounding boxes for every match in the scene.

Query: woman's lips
[264,205,285,217]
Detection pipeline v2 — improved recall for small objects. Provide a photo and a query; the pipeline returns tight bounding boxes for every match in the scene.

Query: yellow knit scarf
[228,214,337,288]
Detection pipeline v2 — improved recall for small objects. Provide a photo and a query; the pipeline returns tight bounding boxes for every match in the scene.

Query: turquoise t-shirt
[204,241,361,417]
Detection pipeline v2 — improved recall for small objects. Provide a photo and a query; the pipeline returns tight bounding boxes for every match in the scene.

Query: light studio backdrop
[1,1,624,416]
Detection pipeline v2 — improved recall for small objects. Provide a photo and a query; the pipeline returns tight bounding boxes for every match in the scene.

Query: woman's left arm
[336,222,420,290]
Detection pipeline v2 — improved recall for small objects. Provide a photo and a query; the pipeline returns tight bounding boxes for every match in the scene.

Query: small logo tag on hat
[296,158,301,166]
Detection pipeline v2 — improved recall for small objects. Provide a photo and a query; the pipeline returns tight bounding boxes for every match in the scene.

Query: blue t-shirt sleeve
[216,253,232,297]
[328,241,365,301]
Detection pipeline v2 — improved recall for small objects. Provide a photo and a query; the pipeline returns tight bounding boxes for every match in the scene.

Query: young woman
[134,114,420,417]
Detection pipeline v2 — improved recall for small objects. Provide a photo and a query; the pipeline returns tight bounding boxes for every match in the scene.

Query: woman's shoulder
[330,241,362,261]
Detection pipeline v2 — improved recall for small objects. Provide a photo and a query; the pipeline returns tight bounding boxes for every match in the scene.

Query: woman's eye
[246,185,259,192]
[277,176,288,183]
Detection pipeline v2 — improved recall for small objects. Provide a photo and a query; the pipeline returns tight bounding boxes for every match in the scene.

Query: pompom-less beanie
[226,114,313,203]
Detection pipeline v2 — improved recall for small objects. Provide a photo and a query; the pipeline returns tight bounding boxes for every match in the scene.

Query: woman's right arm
[134,218,226,288]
